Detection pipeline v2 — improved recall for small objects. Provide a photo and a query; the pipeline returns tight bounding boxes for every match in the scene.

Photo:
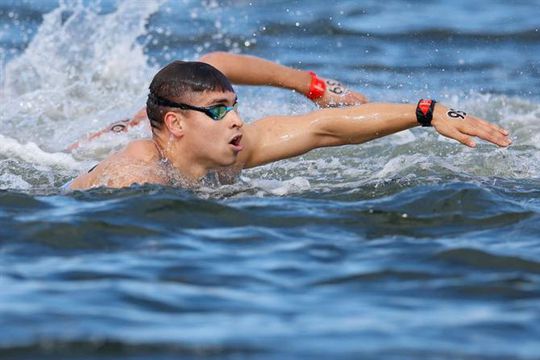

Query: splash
[0,133,83,190]
[0,0,166,191]
[1,0,163,150]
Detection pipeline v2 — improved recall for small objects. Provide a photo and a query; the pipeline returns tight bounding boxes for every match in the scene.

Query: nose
[227,110,244,129]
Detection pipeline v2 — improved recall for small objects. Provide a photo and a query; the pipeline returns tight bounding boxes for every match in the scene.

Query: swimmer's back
[69,139,167,190]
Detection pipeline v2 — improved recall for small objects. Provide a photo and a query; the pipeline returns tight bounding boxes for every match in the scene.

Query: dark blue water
[1,0,539,359]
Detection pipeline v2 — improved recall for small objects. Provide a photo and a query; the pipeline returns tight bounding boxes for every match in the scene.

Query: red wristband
[306,71,326,100]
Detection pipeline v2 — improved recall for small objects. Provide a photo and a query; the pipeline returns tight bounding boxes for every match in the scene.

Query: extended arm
[200,52,312,92]
[199,52,367,107]
[241,102,511,168]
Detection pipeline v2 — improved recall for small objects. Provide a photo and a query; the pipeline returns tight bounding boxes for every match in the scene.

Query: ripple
[0,340,266,360]
[313,269,438,287]
[435,248,540,274]
[262,20,540,42]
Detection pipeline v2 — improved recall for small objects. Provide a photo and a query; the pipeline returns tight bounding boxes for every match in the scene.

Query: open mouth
[229,134,242,147]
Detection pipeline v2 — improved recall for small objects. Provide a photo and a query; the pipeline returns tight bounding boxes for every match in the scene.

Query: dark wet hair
[146,61,234,131]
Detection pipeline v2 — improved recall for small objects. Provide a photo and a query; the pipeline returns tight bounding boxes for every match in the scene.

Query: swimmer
[66,60,511,190]
[66,52,367,150]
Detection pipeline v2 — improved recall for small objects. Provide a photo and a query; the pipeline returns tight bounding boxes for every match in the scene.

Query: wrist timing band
[416,99,437,127]
[306,71,326,100]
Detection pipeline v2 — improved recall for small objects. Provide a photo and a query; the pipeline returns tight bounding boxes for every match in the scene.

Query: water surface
[1,0,539,359]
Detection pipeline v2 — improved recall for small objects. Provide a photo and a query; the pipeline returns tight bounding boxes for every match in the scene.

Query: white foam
[0,172,32,191]
[0,0,165,191]
[0,134,81,169]
[246,176,312,196]
[1,0,163,150]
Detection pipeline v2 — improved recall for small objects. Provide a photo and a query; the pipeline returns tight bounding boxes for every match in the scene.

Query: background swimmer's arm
[240,103,511,168]
[199,52,367,107]
[66,108,148,151]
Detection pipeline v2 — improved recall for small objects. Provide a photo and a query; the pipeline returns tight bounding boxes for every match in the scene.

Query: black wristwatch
[416,99,437,127]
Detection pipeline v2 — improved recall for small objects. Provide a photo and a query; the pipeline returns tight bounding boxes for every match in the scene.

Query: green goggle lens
[208,102,238,120]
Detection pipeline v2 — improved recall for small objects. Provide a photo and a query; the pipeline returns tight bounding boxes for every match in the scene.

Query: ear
[163,111,184,137]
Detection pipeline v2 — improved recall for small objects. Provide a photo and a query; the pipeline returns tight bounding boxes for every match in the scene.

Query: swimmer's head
[146,61,234,131]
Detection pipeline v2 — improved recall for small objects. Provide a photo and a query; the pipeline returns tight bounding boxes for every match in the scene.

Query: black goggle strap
[149,93,238,120]
[148,93,188,109]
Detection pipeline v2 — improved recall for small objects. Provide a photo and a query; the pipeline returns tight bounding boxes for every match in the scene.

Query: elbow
[318,132,352,147]
[318,135,345,147]
[312,111,350,147]
[314,124,348,147]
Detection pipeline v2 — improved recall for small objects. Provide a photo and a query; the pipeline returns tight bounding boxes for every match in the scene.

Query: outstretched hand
[312,77,368,108]
[431,104,511,148]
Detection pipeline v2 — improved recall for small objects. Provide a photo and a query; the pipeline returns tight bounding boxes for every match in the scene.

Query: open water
[1,0,540,359]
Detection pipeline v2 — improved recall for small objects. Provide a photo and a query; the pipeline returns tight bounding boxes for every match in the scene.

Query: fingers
[314,92,368,108]
[349,92,369,104]
[314,77,368,107]
[450,129,477,148]
[333,92,368,106]
[434,122,476,148]
[469,115,509,136]
[458,117,512,147]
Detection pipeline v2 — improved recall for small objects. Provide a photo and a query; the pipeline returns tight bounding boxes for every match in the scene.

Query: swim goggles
[149,93,238,121]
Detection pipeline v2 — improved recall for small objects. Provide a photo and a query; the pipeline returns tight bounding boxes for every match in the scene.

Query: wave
[2,180,538,253]
[0,134,84,190]
[1,0,162,149]
[435,248,540,274]
[263,21,540,42]
[0,0,165,191]
[0,339,265,359]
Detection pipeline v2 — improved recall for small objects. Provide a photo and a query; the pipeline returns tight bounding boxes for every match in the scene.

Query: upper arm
[240,110,341,168]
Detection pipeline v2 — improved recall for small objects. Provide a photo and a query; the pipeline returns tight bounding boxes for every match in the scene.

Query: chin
[222,157,237,167]
[221,153,238,166]
[211,155,236,168]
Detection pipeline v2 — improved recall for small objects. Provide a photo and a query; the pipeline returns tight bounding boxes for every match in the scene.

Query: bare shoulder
[70,139,167,190]
[122,139,158,160]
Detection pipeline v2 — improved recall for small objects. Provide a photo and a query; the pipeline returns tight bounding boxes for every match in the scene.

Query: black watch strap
[416,99,437,127]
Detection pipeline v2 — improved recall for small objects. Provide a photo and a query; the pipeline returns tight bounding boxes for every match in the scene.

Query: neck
[152,135,209,184]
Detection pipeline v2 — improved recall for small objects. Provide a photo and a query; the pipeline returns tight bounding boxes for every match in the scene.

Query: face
[176,90,244,168]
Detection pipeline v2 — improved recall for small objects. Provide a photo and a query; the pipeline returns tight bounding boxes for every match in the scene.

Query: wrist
[416,99,437,127]
[305,71,326,100]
